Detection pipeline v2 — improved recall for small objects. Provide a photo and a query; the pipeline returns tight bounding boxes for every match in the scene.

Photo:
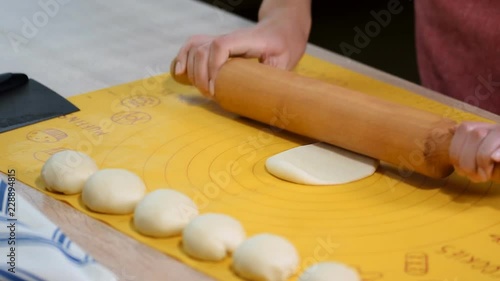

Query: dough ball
[134,189,198,237]
[266,142,379,185]
[232,234,299,281]
[299,262,360,281]
[41,150,98,194]
[182,213,245,261]
[82,169,146,214]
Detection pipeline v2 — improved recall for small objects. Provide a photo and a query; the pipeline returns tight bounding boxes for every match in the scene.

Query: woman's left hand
[450,122,500,182]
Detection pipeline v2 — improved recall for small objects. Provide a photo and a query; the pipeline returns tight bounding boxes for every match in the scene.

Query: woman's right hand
[173,3,311,97]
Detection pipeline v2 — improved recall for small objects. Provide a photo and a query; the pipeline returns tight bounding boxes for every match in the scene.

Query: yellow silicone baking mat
[1,54,500,281]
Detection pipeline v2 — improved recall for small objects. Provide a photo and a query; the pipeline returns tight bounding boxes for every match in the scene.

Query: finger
[477,128,500,178]
[493,147,500,162]
[449,123,471,167]
[175,35,213,75]
[186,46,197,85]
[458,127,488,181]
[450,122,492,166]
[207,30,267,95]
[260,55,286,69]
[261,52,297,70]
[174,44,191,75]
[193,43,211,96]
[455,164,484,183]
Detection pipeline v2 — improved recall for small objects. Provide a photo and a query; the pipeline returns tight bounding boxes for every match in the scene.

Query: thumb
[259,53,291,70]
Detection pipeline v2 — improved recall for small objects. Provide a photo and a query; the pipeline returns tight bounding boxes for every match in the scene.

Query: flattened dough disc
[265,143,379,185]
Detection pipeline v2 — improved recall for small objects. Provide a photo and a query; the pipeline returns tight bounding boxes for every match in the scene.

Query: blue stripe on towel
[51,228,59,241]
[0,235,91,265]
[0,266,47,281]
[58,233,66,245]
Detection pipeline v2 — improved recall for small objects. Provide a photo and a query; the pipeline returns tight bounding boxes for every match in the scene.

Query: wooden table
[1,1,499,280]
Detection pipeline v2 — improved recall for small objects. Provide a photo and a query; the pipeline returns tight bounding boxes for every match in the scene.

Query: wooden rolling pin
[171,58,500,181]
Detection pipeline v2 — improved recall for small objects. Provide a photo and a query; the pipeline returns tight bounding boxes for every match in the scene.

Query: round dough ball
[182,213,245,261]
[134,189,198,237]
[41,150,98,194]
[232,234,299,281]
[82,169,146,214]
[299,262,360,281]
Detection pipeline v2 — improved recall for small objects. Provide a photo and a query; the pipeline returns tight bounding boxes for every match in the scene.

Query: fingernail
[175,62,182,75]
[209,79,215,97]
[492,150,500,161]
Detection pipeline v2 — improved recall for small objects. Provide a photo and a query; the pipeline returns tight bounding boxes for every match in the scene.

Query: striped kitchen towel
[0,178,117,281]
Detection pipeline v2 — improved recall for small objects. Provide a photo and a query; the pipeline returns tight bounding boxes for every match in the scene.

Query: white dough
[182,213,245,261]
[232,234,299,281]
[134,189,198,237]
[82,169,146,215]
[265,142,378,185]
[299,262,360,281]
[41,150,98,194]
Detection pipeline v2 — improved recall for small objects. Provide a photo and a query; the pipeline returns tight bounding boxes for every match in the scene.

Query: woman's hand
[173,0,311,97]
[450,122,500,182]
